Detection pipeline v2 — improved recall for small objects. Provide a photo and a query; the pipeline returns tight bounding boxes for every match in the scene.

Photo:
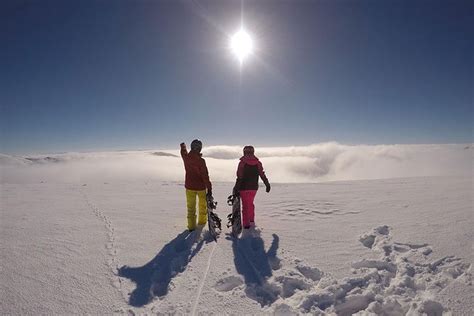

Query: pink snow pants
[240,190,257,227]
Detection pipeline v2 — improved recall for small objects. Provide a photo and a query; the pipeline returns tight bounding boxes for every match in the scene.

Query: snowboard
[206,195,221,241]
[227,194,242,237]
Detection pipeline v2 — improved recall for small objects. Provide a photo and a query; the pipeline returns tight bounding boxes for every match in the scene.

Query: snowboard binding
[206,195,222,241]
[226,194,242,236]
[227,194,238,206]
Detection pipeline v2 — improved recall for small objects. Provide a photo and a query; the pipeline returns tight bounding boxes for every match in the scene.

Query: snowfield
[0,145,472,315]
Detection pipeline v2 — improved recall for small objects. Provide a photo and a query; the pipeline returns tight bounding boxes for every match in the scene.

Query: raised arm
[180,142,188,159]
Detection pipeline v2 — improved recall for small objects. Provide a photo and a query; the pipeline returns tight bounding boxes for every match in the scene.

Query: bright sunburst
[229,29,254,64]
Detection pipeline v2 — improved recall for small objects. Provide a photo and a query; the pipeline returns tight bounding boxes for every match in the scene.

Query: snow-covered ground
[1,145,472,315]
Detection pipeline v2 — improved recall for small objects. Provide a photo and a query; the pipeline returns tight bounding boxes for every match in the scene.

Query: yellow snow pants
[186,189,207,230]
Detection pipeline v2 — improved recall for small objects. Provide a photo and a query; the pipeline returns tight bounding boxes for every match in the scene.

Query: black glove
[265,183,271,193]
[233,178,242,197]
[207,190,213,198]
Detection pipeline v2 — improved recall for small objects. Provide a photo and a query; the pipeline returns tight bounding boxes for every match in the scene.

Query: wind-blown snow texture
[1,144,472,315]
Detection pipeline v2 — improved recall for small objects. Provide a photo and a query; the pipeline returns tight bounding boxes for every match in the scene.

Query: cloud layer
[1,143,472,184]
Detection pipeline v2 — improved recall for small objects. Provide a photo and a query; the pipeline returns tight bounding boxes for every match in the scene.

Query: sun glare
[230,29,254,64]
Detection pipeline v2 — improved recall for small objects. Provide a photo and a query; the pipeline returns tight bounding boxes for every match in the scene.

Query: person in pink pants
[233,146,271,229]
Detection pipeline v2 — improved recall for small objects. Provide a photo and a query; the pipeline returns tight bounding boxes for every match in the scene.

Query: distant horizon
[1,140,472,156]
[2,143,470,185]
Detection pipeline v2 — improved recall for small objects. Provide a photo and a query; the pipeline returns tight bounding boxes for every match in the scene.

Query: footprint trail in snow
[213,226,471,315]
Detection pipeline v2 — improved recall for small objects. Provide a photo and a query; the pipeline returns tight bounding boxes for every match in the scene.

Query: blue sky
[1,0,472,154]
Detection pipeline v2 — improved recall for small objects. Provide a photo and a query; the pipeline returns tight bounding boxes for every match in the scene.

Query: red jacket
[181,144,212,191]
[233,154,269,192]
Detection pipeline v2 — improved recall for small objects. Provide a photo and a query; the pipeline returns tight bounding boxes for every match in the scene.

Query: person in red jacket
[180,139,213,231]
[233,145,271,229]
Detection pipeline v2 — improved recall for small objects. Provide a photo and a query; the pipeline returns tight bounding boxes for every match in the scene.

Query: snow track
[79,189,125,299]
[191,241,217,316]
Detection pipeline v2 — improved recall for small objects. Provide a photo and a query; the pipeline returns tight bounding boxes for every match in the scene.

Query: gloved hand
[207,189,213,198]
[180,142,186,148]
[265,183,271,193]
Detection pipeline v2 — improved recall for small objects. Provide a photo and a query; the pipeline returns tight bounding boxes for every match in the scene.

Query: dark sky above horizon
[1,0,472,154]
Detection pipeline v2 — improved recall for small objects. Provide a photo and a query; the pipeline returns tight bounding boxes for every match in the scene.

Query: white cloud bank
[1,142,472,184]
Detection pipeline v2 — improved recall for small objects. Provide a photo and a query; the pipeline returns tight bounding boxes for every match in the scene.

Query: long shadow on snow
[228,229,281,307]
[118,228,210,307]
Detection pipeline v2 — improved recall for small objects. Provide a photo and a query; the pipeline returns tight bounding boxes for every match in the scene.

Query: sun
[229,29,254,64]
